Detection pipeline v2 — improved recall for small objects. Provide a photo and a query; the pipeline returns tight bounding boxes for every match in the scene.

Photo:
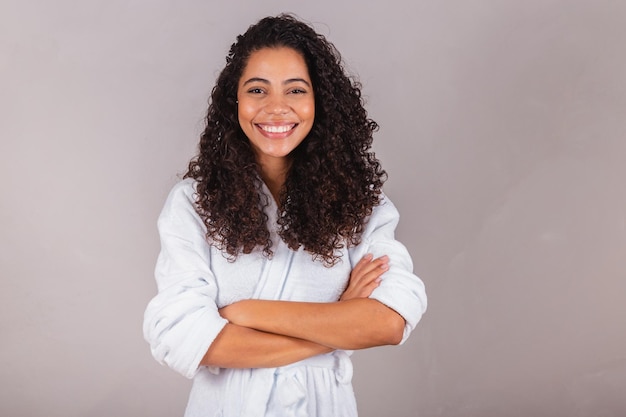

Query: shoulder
[370,193,401,223]
[158,178,201,223]
[360,193,401,239]
[375,193,399,217]
[165,177,197,202]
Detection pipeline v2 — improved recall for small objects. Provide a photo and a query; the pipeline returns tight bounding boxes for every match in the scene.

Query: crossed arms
[200,254,405,369]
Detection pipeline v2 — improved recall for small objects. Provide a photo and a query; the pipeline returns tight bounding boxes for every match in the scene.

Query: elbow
[384,311,405,345]
[367,302,406,346]
[342,299,406,349]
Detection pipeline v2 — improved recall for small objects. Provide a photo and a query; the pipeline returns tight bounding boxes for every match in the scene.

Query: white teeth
[260,124,294,133]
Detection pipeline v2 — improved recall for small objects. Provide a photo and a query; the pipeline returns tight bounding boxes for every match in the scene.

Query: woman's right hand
[340,254,389,301]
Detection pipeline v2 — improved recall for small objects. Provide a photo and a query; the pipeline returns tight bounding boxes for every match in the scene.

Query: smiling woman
[237,47,316,199]
[143,14,426,417]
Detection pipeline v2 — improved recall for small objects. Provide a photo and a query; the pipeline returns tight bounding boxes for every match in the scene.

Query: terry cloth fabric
[143,178,427,417]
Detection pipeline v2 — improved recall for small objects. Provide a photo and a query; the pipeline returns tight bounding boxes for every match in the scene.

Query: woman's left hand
[340,254,389,301]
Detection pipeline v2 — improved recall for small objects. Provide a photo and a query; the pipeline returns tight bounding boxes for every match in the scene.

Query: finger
[349,277,383,299]
[352,256,389,282]
[351,253,374,277]
[358,262,388,285]
[348,257,372,286]
[346,264,388,299]
[364,278,383,295]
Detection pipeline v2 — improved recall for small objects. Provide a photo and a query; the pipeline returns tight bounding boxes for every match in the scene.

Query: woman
[144,14,427,417]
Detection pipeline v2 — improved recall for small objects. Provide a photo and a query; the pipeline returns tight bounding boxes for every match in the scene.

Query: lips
[257,123,296,133]
[254,123,299,139]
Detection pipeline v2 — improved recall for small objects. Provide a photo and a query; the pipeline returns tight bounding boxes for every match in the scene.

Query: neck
[258,158,292,203]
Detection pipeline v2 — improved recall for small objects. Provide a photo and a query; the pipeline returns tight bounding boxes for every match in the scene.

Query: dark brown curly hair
[184,14,386,266]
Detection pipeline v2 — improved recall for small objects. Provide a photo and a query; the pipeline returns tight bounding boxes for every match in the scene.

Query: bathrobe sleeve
[143,180,228,379]
[355,195,427,344]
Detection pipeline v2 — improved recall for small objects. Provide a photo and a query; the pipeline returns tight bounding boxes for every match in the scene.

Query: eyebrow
[242,77,311,87]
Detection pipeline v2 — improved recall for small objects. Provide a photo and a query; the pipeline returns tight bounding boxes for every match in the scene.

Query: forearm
[200,323,333,369]
[221,298,405,350]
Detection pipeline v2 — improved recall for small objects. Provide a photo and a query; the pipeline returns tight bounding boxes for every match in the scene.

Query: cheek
[237,102,256,125]
[302,100,315,121]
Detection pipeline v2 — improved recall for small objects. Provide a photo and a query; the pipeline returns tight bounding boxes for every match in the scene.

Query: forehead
[240,47,311,81]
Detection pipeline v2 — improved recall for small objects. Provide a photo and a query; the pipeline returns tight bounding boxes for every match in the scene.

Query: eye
[247,87,265,94]
[289,88,307,94]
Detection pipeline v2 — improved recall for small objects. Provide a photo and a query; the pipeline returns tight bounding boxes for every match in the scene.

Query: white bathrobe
[143,178,427,417]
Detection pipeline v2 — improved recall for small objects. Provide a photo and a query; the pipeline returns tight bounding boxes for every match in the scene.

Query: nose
[263,95,290,115]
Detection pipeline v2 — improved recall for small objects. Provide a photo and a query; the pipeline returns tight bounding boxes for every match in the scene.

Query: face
[237,47,315,170]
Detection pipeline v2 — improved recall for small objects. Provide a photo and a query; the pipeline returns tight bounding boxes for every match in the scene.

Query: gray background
[1,1,625,416]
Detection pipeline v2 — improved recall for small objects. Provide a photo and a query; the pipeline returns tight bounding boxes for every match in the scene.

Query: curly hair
[184,14,386,266]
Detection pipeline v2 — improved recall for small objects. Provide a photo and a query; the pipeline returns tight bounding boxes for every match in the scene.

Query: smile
[257,124,296,133]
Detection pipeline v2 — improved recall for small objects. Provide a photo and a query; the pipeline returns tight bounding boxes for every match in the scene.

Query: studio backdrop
[1,1,625,416]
